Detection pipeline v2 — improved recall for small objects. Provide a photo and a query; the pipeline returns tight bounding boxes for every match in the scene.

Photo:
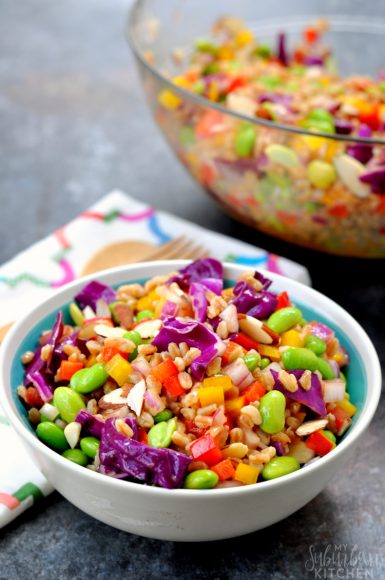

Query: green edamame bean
[259,358,270,370]
[135,310,154,322]
[36,421,69,451]
[53,387,86,423]
[262,456,300,480]
[307,160,336,189]
[70,363,108,394]
[281,348,334,379]
[80,436,100,459]
[69,302,84,326]
[243,353,261,372]
[266,307,302,334]
[148,418,177,449]
[123,330,142,346]
[322,430,336,445]
[234,125,256,157]
[153,409,173,424]
[339,371,347,384]
[62,448,89,466]
[183,469,219,489]
[307,108,334,124]
[305,334,326,355]
[259,391,286,434]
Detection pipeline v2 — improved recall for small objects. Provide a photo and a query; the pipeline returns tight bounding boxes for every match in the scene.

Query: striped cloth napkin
[0,190,310,527]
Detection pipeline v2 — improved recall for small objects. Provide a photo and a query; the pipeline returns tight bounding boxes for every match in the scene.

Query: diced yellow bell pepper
[207,82,219,102]
[280,330,304,348]
[225,396,245,414]
[234,463,260,485]
[331,352,344,365]
[257,345,281,361]
[86,354,98,368]
[222,288,234,298]
[136,295,153,312]
[235,29,254,47]
[204,375,233,392]
[148,289,159,300]
[158,89,181,110]
[217,46,234,61]
[172,75,190,89]
[198,385,225,407]
[335,399,357,418]
[104,354,132,386]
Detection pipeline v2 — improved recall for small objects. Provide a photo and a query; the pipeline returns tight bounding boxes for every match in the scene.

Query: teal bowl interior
[11,278,366,441]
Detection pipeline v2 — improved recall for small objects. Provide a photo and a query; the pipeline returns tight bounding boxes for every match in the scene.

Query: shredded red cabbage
[75,281,116,311]
[75,411,138,441]
[99,419,191,488]
[271,370,327,416]
[168,258,223,291]
[152,317,224,380]
[232,278,277,320]
[359,166,385,194]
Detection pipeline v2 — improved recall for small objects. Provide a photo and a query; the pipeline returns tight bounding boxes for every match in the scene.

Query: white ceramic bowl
[0,261,381,541]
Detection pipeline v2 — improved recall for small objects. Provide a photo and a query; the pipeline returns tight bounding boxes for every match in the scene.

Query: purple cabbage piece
[277,32,288,66]
[189,282,209,322]
[23,347,53,402]
[334,120,353,135]
[258,93,293,107]
[271,369,327,416]
[75,281,116,311]
[159,300,179,320]
[168,258,223,292]
[359,166,385,194]
[309,322,335,343]
[152,317,224,380]
[347,125,373,164]
[303,55,324,66]
[232,277,277,320]
[75,411,139,441]
[271,441,286,456]
[45,311,64,373]
[99,419,191,488]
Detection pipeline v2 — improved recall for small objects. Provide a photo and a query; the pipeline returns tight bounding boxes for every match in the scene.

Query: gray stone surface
[0,1,384,578]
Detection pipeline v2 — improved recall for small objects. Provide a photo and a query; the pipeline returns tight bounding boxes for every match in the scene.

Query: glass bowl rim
[126,0,385,146]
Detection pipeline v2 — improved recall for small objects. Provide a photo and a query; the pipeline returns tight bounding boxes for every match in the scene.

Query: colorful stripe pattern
[0,483,44,510]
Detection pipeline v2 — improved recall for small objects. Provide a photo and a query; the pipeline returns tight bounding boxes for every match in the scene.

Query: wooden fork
[0,236,209,343]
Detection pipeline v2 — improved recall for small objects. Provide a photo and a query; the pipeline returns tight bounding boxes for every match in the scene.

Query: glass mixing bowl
[127,0,385,257]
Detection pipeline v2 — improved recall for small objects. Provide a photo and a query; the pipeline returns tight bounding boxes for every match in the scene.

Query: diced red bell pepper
[225,75,247,94]
[222,341,245,366]
[243,381,266,404]
[231,332,260,351]
[59,360,84,381]
[305,431,335,456]
[224,413,234,431]
[359,105,380,131]
[150,359,179,383]
[190,433,223,466]
[184,420,207,438]
[24,386,44,408]
[275,291,291,311]
[101,346,128,363]
[163,375,185,397]
[196,110,223,139]
[211,458,236,481]
[303,26,319,44]
[329,406,352,436]
[138,427,148,444]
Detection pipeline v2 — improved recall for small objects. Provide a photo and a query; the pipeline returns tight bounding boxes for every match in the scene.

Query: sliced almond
[127,379,146,416]
[134,319,162,339]
[98,387,127,408]
[288,440,315,464]
[238,315,273,344]
[295,419,328,437]
[64,421,82,449]
[94,324,126,338]
[334,154,371,198]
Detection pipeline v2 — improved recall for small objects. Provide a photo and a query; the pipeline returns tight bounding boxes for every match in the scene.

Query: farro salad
[19,259,356,489]
[153,18,385,255]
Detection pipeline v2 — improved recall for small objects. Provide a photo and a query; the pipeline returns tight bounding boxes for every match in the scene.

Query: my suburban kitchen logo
[305,544,384,579]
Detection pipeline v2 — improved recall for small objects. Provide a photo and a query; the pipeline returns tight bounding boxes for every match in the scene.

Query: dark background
[0,1,384,578]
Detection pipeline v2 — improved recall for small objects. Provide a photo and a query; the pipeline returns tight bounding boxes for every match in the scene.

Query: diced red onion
[223,358,252,387]
[323,378,346,403]
[131,358,151,377]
